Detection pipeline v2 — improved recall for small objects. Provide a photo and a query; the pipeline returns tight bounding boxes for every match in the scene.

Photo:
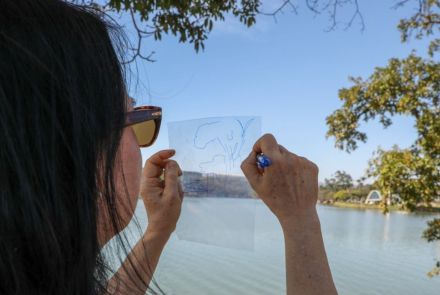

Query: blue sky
[122,1,430,183]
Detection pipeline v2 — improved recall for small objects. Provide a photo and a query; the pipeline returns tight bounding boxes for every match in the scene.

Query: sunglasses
[125,106,162,147]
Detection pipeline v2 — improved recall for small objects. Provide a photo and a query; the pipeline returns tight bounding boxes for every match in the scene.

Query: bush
[333,190,352,201]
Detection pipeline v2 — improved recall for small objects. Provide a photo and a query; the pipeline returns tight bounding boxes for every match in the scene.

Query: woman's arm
[108,150,183,295]
[241,134,337,295]
[106,229,171,294]
[281,211,337,295]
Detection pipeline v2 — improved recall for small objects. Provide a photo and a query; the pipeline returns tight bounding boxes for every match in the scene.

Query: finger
[164,159,183,176]
[240,150,261,186]
[163,160,179,196]
[177,179,184,200]
[143,149,176,178]
[253,133,280,156]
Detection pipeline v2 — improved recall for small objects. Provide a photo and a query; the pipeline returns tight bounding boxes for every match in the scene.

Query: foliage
[109,0,259,51]
[325,48,440,215]
[319,173,372,202]
[423,218,440,277]
[326,54,440,155]
[326,0,440,160]
[326,0,440,275]
[67,0,438,63]
[68,0,366,62]
[366,146,439,211]
[348,184,373,200]
[333,190,352,201]
[423,218,440,242]
[68,0,275,62]
[397,0,440,57]
[427,264,440,278]
[323,170,353,191]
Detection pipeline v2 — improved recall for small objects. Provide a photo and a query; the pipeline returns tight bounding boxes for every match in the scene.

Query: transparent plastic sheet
[168,117,261,250]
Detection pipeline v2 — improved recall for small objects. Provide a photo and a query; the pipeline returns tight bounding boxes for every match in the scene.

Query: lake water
[105,199,440,295]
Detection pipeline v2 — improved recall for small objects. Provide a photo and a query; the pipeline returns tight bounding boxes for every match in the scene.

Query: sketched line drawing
[193,117,255,173]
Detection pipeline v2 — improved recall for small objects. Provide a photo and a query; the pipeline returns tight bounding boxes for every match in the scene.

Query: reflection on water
[103,199,440,295]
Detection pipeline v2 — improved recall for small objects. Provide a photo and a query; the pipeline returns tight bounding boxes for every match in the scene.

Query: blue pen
[257,153,272,168]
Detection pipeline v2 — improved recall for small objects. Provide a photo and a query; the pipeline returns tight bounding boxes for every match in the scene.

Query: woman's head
[0,0,142,293]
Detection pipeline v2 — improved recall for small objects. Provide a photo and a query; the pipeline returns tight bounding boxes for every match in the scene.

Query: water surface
[107,199,440,294]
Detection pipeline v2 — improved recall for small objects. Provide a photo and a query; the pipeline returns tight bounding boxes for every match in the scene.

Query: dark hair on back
[0,1,158,294]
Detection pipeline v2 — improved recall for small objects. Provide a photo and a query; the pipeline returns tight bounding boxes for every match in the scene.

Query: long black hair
[0,1,157,294]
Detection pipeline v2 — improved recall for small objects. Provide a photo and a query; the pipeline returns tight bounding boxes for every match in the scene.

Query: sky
[119,0,430,183]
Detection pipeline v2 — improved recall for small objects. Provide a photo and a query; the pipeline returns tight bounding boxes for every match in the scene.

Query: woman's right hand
[242,134,337,295]
[241,134,319,226]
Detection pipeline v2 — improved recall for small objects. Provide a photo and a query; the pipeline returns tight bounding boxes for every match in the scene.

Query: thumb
[163,160,180,196]
[240,150,261,189]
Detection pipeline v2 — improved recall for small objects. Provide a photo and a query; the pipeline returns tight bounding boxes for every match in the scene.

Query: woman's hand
[241,134,319,226]
[241,134,337,295]
[108,150,183,295]
[140,149,183,236]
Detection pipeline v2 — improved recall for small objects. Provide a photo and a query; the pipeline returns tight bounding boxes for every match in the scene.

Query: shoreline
[319,201,440,214]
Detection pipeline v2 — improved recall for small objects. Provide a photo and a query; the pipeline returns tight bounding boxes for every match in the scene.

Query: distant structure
[365,190,402,205]
[365,190,382,205]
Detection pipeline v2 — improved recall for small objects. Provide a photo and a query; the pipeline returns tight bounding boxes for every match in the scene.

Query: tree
[396,0,440,57]
[67,0,366,63]
[326,0,440,275]
[366,146,438,211]
[324,170,353,191]
[326,19,440,211]
[333,190,352,201]
[325,53,440,154]
[423,218,440,277]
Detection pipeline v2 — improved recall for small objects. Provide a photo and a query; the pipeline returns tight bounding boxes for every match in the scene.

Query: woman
[0,1,337,294]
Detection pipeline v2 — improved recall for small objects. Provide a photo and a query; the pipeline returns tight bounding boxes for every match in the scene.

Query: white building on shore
[365,190,382,204]
[365,190,402,205]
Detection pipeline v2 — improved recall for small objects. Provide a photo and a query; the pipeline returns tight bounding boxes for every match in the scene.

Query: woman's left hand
[140,149,184,236]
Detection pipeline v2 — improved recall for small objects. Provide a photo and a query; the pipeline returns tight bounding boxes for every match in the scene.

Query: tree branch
[122,7,156,64]
[259,0,298,23]
[66,0,366,64]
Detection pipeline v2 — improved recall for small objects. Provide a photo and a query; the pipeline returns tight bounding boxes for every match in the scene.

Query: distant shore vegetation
[318,170,440,213]
[181,171,257,198]
[177,169,440,213]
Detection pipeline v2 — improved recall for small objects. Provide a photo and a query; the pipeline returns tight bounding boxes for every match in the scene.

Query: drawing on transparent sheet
[168,116,261,197]
[167,116,261,249]
[193,117,256,173]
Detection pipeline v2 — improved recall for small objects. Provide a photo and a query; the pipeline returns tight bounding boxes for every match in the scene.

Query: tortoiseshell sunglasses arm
[125,106,162,127]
